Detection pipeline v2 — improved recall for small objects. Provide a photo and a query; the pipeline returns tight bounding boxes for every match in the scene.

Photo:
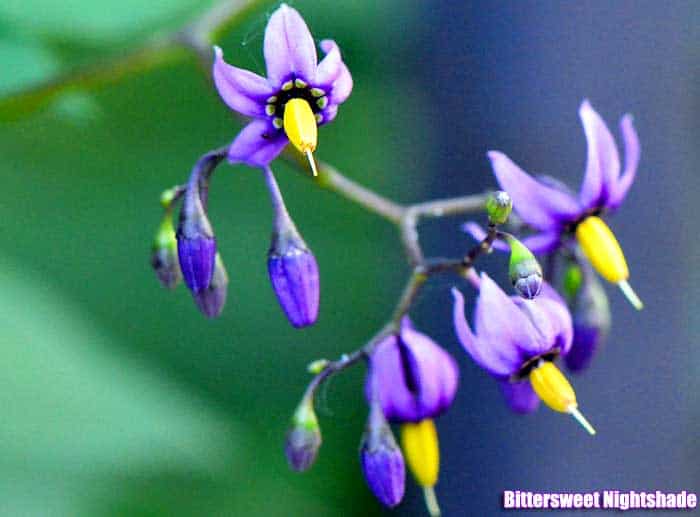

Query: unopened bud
[485,190,512,225]
[285,398,321,472]
[192,254,228,318]
[507,236,542,299]
[564,270,611,372]
[306,358,329,374]
[151,214,181,289]
[359,404,405,508]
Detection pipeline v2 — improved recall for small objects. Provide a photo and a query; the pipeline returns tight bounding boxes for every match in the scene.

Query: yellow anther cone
[575,216,642,310]
[529,362,596,435]
[401,419,441,516]
[283,98,318,176]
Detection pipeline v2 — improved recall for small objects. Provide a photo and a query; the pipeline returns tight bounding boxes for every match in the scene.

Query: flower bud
[177,175,216,294]
[564,268,611,372]
[151,214,181,289]
[285,397,321,472]
[264,167,319,328]
[507,236,542,299]
[192,254,228,318]
[485,190,512,225]
[359,403,405,508]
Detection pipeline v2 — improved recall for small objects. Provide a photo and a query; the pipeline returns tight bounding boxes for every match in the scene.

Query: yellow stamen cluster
[575,216,643,310]
[529,361,596,435]
[283,98,318,176]
[401,419,442,516]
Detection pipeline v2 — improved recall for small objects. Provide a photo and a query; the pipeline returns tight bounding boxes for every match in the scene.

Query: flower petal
[488,151,580,231]
[498,379,540,414]
[263,3,318,87]
[578,100,621,210]
[227,119,288,167]
[520,231,561,254]
[607,114,640,210]
[212,46,273,117]
[314,39,343,89]
[513,285,573,356]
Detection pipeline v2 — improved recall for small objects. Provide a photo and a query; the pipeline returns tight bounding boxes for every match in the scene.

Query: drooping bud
[151,213,181,289]
[264,167,319,328]
[400,419,441,516]
[529,361,596,435]
[192,253,228,318]
[575,215,643,310]
[485,190,512,225]
[359,403,405,508]
[177,156,219,294]
[564,266,611,372]
[506,236,543,299]
[283,98,318,176]
[285,397,321,472]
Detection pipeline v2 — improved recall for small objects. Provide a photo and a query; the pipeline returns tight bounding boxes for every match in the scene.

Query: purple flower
[213,3,352,167]
[366,318,458,423]
[451,273,573,413]
[465,101,642,308]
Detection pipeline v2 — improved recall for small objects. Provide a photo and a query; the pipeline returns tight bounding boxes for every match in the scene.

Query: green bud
[306,359,329,374]
[486,191,513,225]
[285,398,321,472]
[563,264,583,301]
[150,214,181,289]
[507,236,542,299]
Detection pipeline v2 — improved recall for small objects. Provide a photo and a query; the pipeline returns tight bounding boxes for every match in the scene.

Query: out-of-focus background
[0,0,696,515]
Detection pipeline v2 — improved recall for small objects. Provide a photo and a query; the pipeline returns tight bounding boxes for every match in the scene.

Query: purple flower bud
[264,167,319,328]
[359,403,405,508]
[285,398,321,472]
[151,215,181,289]
[192,254,228,318]
[564,271,611,372]
[268,242,319,328]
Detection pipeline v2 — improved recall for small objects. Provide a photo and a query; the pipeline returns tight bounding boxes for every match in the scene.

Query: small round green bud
[507,237,543,299]
[486,191,513,225]
[285,398,321,472]
[306,359,329,374]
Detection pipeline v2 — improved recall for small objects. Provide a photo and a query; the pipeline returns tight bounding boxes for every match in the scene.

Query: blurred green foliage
[0,0,428,514]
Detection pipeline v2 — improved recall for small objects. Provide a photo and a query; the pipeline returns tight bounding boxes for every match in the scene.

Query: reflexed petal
[322,41,352,105]
[212,46,273,117]
[520,231,561,254]
[314,40,343,89]
[451,287,516,377]
[578,100,621,209]
[488,151,580,231]
[319,105,338,126]
[263,4,318,86]
[227,119,288,167]
[514,286,574,356]
[498,379,540,414]
[608,114,640,210]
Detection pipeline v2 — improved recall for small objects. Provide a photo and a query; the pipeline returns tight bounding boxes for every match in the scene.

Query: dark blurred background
[0,0,696,515]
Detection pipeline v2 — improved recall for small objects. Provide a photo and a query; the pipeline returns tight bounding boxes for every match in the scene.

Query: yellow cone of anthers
[575,215,643,310]
[401,419,441,516]
[283,98,318,176]
[529,361,596,436]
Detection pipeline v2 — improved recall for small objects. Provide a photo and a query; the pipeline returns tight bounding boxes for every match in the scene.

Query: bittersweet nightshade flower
[285,396,322,472]
[264,167,319,328]
[366,318,457,515]
[452,273,596,435]
[563,264,611,372]
[213,3,352,172]
[466,100,642,309]
[359,401,406,508]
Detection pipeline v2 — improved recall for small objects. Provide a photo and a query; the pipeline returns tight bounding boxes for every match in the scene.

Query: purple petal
[319,105,338,126]
[578,100,621,210]
[607,114,640,210]
[513,286,573,356]
[521,231,561,254]
[488,151,581,231]
[227,119,288,167]
[320,40,353,105]
[263,4,317,87]
[564,324,604,372]
[212,46,273,117]
[314,39,343,89]
[461,222,509,252]
[498,379,540,414]
[451,286,517,377]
